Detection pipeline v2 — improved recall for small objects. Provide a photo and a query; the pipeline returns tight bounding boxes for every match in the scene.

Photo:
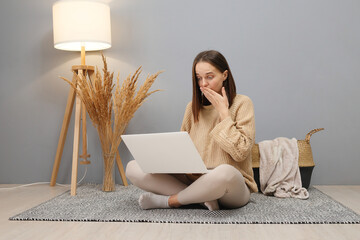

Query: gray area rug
[9,184,360,224]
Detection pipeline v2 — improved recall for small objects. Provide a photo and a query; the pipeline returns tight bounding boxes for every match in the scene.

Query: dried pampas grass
[63,54,163,191]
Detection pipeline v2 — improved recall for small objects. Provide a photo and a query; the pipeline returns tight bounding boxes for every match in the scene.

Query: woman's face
[195,61,228,94]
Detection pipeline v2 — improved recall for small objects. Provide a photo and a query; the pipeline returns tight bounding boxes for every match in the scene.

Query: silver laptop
[121,131,209,174]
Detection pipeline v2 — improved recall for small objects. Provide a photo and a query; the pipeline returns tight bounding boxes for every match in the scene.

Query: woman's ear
[223,70,228,81]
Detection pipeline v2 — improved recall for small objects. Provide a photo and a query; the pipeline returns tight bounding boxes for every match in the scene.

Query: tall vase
[102,152,115,192]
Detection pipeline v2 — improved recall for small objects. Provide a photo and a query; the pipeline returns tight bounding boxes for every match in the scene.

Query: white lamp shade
[53,0,111,51]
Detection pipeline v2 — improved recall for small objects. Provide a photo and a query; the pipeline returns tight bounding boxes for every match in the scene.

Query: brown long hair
[192,50,237,122]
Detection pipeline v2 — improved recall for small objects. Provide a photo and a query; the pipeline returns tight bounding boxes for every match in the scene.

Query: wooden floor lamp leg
[50,75,77,186]
[79,102,90,164]
[70,92,82,196]
[116,150,128,186]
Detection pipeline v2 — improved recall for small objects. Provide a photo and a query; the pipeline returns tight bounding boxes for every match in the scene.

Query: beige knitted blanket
[259,137,309,199]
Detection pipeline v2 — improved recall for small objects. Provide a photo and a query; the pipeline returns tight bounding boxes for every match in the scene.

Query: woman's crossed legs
[125,160,250,210]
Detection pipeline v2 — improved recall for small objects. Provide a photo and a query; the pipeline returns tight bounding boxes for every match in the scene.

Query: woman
[126,50,258,211]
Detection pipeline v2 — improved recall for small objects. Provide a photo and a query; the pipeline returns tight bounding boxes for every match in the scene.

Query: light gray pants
[125,160,250,208]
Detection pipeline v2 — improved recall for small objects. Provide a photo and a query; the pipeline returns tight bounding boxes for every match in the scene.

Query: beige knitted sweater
[180,94,258,193]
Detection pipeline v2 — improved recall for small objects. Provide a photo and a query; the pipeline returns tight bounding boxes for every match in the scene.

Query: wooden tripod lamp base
[49,64,93,192]
[50,48,128,196]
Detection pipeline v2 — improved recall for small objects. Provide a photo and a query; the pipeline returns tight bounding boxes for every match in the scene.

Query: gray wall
[1,0,359,185]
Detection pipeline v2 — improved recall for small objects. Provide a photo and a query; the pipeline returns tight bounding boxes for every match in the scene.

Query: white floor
[0,184,360,240]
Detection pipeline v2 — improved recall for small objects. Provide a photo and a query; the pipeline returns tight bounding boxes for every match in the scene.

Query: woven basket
[251,128,324,189]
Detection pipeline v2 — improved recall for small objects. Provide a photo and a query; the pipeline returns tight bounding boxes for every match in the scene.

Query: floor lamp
[50,1,128,196]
